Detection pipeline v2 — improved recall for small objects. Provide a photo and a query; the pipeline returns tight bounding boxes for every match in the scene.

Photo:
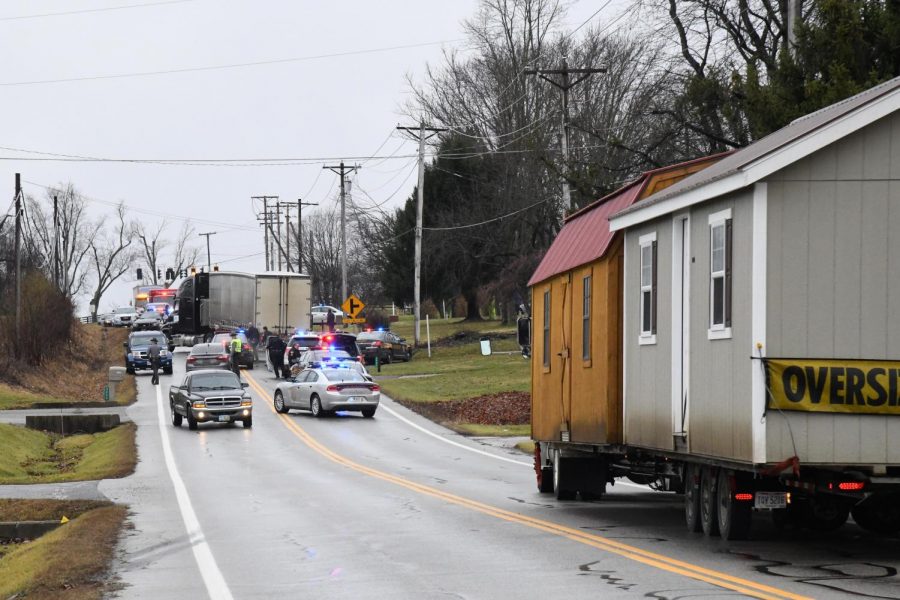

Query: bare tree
[171,220,201,277]
[23,183,95,299]
[88,202,135,318]
[136,221,167,286]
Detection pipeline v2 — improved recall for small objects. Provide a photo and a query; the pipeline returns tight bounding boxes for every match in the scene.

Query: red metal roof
[527,180,642,287]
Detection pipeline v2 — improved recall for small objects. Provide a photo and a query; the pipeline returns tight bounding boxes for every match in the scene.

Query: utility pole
[14,174,23,353]
[198,231,216,271]
[53,195,59,291]
[284,204,292,272]
[253,195,279,271]
[323,162,359,301]
[296,198,318,273]
[786,0,801,56]
[396,121,447,346]
[525,58,605,211]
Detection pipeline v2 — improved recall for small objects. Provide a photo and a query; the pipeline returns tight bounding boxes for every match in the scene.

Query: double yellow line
[244,373,809,600]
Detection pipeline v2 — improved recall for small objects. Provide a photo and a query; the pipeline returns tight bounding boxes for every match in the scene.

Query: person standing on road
[148,337,162,385]
[229,332,243,376]
[246,323,260,361]
[266,332,287,378]
[326,308,336,333]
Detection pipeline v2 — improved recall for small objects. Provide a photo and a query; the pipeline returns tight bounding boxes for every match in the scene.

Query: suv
[284,333,322,369]
[112,306,140,327]
[125,330,174,375]
[317,332,361,360]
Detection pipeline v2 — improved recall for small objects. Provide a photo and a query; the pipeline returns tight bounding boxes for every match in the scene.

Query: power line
[0,39,464,87]
[423,198,550,231]
[0,0,192,21]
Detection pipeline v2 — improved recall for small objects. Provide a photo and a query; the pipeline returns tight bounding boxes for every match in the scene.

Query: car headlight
[241,400,252,407]
[192,401,206,408]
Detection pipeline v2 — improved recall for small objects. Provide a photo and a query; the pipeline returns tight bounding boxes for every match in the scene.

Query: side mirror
[241,382,249,388]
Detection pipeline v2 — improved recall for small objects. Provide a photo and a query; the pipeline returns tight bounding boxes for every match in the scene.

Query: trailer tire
[716,470,752,540]
[538,466,554,493]
[684,463,702,533]
[804,497,849,532]
[851,493,900,534]
[700,466,720,536]
[553,452,576,501]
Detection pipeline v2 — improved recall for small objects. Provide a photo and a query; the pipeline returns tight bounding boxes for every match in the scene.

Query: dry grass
[0,423,137,484]
[0,504,126,600]
[0,324,135,408]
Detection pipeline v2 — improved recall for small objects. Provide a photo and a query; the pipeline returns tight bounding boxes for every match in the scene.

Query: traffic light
[179,268,187,278]
[213,264,219,272]
[156,269,162,280]
[165,268,175,281]
[136,268,143,280]
[190,266,197,276]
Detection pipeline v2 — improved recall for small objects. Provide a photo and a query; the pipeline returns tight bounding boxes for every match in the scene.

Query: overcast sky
[1,0,627,311]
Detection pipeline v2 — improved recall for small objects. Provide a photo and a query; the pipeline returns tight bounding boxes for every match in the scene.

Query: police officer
[229,332,243,375]
[266,332,287,379]
[326,308,336,333]
[148,337,162,385]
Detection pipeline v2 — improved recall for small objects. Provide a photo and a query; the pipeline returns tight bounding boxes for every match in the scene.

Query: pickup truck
[124,330,174,375]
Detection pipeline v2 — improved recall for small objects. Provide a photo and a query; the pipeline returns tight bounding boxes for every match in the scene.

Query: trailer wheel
[684,463,702,533]
[538,466,554,493]
[803,497,849,532]
[553,452,576,501]
[851,493,900,534]
[700,466,720,536]
[716,470,752,540]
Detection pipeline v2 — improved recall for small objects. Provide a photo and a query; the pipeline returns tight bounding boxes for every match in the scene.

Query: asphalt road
[101,351,900,599]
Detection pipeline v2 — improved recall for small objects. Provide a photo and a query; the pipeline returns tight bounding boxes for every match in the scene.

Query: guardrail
[78,315,97,324]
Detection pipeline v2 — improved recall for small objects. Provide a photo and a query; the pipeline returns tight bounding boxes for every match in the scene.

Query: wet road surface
[103,351,900,599]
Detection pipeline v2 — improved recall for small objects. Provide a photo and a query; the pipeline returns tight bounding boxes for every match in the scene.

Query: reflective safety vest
[230,337,242,353]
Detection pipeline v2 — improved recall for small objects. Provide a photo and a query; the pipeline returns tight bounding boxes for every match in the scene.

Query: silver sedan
[273,367,379,418]
[185,343,231,372]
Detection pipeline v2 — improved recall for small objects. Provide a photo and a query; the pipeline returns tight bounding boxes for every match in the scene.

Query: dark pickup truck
[125,330,174,375]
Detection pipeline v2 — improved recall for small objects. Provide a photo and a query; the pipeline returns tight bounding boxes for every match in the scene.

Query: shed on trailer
[609,75,900,470]
[528,155,729,448]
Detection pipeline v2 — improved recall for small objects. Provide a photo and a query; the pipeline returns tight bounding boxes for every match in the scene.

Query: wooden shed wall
[531,242,623,444]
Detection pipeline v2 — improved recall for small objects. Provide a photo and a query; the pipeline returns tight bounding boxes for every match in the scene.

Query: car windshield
[212,333,247,344]
[140,312,162,320]
[130,334,162,345]
[116,307,134,313]
[190,344,225,355]
[356,332,387,341]
[309,350,351,360]
[322,369,366,382]
[290,336,320,347]
[191,372,241,390]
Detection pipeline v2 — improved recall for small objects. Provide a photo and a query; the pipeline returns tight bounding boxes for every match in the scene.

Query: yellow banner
[766,358,900,415]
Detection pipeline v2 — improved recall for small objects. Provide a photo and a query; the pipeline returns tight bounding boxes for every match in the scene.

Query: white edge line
[380,400,649,490]
[379,401,532,466]
[155,384,234,600]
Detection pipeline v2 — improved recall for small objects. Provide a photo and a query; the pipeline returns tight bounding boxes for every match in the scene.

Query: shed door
[672,215,690,441]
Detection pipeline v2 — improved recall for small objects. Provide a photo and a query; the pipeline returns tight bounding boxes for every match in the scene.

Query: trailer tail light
[832,481,865,491]
[734,493,753,501]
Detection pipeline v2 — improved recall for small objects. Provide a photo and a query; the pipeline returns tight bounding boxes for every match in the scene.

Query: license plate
[347,396,366,403]
[217,415,230,422]
[754,491,787,509]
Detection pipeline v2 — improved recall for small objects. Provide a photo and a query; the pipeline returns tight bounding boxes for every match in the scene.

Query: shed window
[582,275,591,361]
[542,290,550,368]
[639,233,657,341]
[709,211,732,334]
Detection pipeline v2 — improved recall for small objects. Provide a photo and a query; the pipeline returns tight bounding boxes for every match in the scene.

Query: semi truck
[529,79,900,541]
[169,271,311,346]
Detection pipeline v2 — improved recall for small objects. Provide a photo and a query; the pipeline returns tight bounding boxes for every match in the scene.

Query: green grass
[452,423,531,437]
[0,385,62,410]
[0,423,137,484]
[0,504,126,600]
[375,337,529,403]
[386,314,516,345]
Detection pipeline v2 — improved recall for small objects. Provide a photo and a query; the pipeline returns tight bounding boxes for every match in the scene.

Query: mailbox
[108,366,126,383]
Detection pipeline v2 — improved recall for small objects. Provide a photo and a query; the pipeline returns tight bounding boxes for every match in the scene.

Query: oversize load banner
[766,358,900,415]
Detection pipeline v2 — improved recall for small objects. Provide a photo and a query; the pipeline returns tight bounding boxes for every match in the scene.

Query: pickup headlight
[192,400,206,408]
[240,400,252,407]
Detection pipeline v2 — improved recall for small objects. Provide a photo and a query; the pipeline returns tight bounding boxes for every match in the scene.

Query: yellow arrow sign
[341,294,365,318]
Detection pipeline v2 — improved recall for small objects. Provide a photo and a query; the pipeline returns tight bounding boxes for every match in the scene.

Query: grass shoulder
[0,422,137,484]
[0,500,126,600]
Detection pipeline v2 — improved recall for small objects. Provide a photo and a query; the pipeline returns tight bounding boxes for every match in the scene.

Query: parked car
[185,343,231,372]
[283,333,322,367]
[169,369,252,430]
[132,310,164,331]
[356,330,412,364]
[124,330,173,375]
[273,366,379,418]
[111,306,140,327]
[98,313,115,327]
[311,305,344,325]
[209,331,254,369]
